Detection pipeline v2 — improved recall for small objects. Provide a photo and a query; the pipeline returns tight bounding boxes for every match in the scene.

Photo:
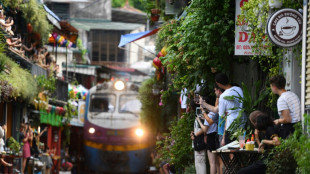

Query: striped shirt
[277,91,301,123]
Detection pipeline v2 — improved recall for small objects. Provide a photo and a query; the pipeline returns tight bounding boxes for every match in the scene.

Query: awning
[118,28,160,47]
[43,5,61,29]
[62,64,100,76]
[70,19,143,31]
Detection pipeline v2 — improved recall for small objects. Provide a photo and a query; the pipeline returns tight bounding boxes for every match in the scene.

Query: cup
[238,136,245,149]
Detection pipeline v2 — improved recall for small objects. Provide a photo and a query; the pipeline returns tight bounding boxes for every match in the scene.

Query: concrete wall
[69,0,111,20]
[282,49,301,99]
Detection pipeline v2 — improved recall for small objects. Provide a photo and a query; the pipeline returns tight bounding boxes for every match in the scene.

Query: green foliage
[77,38,87,63]
[138,78,162,132]
[62,102,74,147]
[226,82,270,139]
[158,0,236,103]
[0,53,37,102]
[7,137,21,153]
[266,114,310,174]
[2,0,22,9]
[35,75,56,95]
[239,0,302,107]
[156,112,195,170]
[3,0,53,44]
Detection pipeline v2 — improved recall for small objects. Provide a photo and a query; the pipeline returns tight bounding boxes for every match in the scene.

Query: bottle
[251,134,254,141]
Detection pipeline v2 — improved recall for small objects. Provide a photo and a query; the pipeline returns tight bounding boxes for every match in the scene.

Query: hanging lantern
[161,46,167,56]
[48,36,55,43]
[152,57,162,70]
[67,41,73,48]
[157,51,164,58]
[52,32,58,39]
[62,39,68,46]
[27,23,32,33]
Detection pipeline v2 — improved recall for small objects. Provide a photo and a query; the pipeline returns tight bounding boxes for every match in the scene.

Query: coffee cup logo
[280,25,296,36]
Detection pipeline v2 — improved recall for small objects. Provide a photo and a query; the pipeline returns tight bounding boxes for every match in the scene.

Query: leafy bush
[266,114,310,174]
[156,112,195,171]
[158,0,236,100]
[7,137,21,153]
[0,53,37,102]
[138,78,162,132]
[35,75,56,95]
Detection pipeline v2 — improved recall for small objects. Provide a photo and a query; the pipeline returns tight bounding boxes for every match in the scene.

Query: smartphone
[196,107,201,115]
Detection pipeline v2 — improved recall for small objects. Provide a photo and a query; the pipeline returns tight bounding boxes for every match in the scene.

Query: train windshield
[90,94,116,113]
[119,94,141,113]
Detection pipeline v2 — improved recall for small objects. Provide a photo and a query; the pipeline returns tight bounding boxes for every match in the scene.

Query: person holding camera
[196,96,219,174]
[190,99,207,174]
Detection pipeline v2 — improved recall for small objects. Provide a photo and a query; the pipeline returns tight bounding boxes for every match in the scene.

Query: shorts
[206,132,219,151]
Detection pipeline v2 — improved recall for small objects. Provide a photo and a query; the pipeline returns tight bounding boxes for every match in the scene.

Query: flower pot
[269,0,282,8]
[151,15,160,22]
[151,9,161,14]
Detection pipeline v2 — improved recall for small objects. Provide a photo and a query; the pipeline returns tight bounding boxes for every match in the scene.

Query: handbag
[193,134,207,151]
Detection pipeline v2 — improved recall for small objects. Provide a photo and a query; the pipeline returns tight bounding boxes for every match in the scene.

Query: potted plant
[151,8,161,14]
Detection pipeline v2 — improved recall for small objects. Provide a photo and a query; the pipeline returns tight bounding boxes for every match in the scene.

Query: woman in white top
[197,107,220,174]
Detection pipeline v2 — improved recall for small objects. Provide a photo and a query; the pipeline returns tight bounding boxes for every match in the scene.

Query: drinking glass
[239,136,245,149]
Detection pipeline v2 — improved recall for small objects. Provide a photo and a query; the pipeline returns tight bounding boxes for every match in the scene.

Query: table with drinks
[0,152,22,174]
[212,140,260,174]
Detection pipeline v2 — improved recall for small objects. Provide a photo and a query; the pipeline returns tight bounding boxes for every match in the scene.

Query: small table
[212,141,261,174]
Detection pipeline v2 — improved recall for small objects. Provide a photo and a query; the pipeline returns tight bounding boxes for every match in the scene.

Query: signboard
[267,8,302,47]
[235,0,255,55]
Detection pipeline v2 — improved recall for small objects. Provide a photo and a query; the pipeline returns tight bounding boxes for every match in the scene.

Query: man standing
[201,73,243,146]
[270,75,301,138]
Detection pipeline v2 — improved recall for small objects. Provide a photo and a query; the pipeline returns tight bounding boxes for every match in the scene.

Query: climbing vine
[239,0,303,108]
[158,0,236,102]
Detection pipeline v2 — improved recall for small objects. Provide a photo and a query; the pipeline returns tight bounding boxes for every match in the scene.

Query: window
[46,3,69,20]
[119,95,141,113]
[90,94,116,113]
[90,30,126,62]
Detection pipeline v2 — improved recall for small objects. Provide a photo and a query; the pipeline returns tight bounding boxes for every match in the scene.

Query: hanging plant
[3,0,53,44]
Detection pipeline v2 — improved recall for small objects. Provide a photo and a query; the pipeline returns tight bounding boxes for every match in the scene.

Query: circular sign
[267,8,303,47]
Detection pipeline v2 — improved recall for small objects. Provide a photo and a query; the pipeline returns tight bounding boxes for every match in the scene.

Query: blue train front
[83,80,153,173]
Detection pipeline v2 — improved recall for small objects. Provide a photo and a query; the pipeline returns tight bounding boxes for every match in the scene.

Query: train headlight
[114,81,125,90]
[89,127,95,134]
[135,128,144,137]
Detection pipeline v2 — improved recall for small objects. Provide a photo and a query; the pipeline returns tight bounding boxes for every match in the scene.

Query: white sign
[267,8,303,47]
[235,0,255,55]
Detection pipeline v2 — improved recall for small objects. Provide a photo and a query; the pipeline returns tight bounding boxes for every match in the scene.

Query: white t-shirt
[277,91,301,123]
[219,86,243,130]
[204,112,218,134]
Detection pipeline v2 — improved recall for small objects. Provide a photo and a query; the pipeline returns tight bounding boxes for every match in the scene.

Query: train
[83,79,153,173]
